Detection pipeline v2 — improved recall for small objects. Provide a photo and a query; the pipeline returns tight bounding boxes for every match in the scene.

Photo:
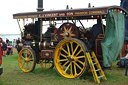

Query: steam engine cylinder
[39,41,51,50]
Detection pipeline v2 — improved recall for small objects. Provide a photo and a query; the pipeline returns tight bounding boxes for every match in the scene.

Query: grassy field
[0,49,128,85]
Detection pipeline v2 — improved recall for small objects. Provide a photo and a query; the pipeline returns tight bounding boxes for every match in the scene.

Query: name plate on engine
[41,50,53,59]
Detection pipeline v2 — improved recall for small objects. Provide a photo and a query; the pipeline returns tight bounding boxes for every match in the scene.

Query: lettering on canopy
[13,10,106,19]
[14,15,38,19]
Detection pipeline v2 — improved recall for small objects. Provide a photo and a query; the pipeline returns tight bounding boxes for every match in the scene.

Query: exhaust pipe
[37,0,44,11]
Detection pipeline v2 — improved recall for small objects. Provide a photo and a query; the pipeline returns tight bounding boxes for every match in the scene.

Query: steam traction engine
[13,6,127,83]
[20,21,89,78]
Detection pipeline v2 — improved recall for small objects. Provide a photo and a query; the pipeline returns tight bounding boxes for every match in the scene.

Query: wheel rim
[40,59,54,69]
[18,48,35,72]
[54,38,88,78]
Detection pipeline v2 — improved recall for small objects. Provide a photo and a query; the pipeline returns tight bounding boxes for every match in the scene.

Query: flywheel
[57,23,79,41]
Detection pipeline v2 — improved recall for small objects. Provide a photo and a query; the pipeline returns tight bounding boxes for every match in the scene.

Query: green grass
[0,54,128,85]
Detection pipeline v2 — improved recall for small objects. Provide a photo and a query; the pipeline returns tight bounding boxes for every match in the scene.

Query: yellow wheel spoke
[77,60,85,66]
[70,34,76,37]
[66,43,70,55]
[74,63,77,75]
[70,62,73,75]
[22,62,25,68]
[26,63,28,70]
[74,62,83,70]
[29,61,33,65]
[60,53,67,59]
[60,33,65,36]
[39,60,42,63]
[64,26,67,32]
[29,58,34,61]
[70,42,73,54]
[27,63,30,69]
[62,61,69,68]
[24,51,28,58]
[68,26,72,33]
[61,47,69,54]
[64,62,71,73]
[75,49,82,57]
[72,45,79,56]
[28,53,32,59]
[77,56,85,59]
[57,59,68,63]
[21,56,25,60]
[21,60,25,63]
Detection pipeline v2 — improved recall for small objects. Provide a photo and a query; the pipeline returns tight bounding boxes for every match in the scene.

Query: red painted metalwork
[41,50,53,59]
[58,23,79,41]
[95,34,104,56]
[95,34,104,68]
[121,41,128,57]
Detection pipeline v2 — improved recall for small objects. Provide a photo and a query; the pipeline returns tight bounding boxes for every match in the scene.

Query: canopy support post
[17,19,23,38]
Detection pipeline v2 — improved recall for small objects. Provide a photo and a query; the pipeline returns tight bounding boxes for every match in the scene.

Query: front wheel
[18,48,36,72]
[54,38,89,79]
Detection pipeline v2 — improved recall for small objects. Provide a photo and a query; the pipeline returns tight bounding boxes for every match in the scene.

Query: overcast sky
[0,0,120,34]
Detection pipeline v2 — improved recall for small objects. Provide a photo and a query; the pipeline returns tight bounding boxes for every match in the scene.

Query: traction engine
[19,21,90,78]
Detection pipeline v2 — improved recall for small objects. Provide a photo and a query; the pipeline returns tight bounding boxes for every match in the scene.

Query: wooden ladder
[86,51,107,84]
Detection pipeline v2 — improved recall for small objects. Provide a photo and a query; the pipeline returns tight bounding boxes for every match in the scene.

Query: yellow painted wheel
[40,59,54,69]
[18,48,36,72]
[54,38,89,78]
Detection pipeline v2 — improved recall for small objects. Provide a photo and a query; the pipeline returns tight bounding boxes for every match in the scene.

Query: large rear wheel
[54,38,89,78]
[18,48,36,72]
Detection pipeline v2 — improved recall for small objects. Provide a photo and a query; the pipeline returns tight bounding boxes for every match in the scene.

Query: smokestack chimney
[37,0,44,11]
[66,5,69,9]
[88,3,91,8]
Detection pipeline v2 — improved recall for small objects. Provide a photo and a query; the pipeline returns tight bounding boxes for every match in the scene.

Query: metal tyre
[54,38,89,78]
[40,59,54,69]
[18,48,36,72]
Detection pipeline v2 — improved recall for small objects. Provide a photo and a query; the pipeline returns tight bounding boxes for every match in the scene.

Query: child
[2,42,7,56]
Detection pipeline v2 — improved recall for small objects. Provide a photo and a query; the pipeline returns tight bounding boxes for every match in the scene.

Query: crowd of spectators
[0,37,8,56]
[0,37,23,56]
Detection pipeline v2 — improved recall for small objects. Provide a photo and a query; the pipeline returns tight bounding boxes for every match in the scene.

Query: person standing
[16,38,22,53]
[87,18,105,50]
[2,42,7,56]
[6,38,9,46]
[16,38,20,46]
